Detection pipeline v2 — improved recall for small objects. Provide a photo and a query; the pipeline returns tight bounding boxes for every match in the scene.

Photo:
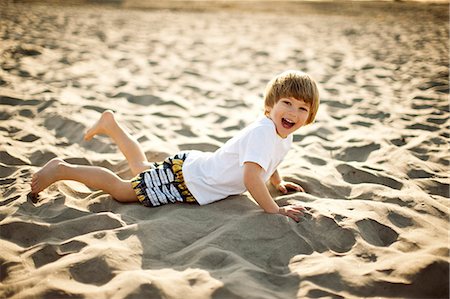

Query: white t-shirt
[182,116,293,205]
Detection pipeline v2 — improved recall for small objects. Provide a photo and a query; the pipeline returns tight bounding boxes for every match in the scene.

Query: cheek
[298,111,309,124]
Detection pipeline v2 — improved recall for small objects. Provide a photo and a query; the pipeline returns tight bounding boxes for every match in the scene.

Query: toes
[31,172,43,193]
[31,178,37,188]
[27,192,39,203]
[31,181,39,193]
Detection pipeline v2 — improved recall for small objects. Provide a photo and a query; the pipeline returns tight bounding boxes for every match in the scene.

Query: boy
[31,70,319,222]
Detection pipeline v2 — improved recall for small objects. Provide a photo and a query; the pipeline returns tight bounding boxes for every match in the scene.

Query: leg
[31,158,138,203]
[84,110,151,176]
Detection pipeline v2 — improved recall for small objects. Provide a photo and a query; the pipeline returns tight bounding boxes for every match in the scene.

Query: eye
[282,100,292,106]
[299,107,309,112]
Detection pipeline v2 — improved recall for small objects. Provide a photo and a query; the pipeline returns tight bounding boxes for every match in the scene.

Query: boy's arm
[243,162,304,221]
[270,169,283,187]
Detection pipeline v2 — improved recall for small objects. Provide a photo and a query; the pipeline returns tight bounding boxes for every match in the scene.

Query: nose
[287,106,298,118]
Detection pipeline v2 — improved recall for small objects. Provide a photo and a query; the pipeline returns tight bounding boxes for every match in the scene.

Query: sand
[0,1,449,298]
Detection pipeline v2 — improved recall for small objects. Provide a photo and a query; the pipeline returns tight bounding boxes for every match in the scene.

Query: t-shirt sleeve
[239,126,275,172]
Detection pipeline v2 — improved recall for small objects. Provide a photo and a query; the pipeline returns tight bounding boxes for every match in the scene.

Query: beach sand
[0,1,449,298]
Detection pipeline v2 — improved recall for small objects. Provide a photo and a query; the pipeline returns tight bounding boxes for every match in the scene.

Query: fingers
[296,184,305,192]
[287,214,298,222]
[286,182,304,192]
[283,205,306,222]
[277,184,288,194]
[287,211,302,222]
[292,205,306,211]
[278,181,305,193]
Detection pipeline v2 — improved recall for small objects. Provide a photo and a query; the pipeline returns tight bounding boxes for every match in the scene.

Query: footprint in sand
[69,256,115,285]
[335,142,380,162]
[125,283,164,299]
[387,211,413,228]
[31,240,87,268]
[356,218,398,247]
[315,215,356,253]
[1,213,124,247]
[336,164,403,190]
[296,215,356,254]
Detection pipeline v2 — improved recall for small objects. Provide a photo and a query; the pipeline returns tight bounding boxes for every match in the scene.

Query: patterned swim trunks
[131,152,197,207]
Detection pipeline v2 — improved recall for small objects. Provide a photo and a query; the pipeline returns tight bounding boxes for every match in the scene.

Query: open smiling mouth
[281,118,295,129]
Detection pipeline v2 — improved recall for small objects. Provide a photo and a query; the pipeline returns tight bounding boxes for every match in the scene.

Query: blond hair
[264,70,320,124]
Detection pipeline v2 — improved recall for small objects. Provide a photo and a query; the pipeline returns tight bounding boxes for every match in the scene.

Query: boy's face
[266,97,310,138]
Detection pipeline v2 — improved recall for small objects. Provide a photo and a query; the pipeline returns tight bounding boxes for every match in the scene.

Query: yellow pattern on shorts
[170,158,196,203]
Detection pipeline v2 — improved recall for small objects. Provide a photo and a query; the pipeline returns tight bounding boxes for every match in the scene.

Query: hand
[278,205,306,222]
[275,180,304,194]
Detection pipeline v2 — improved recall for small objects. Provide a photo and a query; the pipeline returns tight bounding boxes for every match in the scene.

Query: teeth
[284,118,295,124]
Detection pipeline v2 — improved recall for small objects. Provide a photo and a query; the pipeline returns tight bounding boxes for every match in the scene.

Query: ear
[264,105,272,115]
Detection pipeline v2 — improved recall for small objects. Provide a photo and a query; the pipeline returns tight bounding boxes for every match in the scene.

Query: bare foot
[31,158,66,195]
[84,110,115,141]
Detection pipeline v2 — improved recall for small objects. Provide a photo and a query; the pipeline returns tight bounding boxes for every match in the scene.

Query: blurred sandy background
[0,0,449,298]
